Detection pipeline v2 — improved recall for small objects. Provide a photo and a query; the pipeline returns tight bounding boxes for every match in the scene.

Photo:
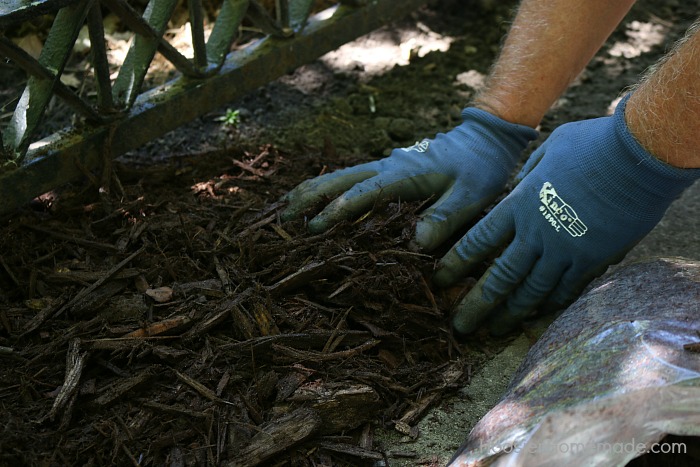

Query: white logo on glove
[402,139,430,153]
[538,182,588,237]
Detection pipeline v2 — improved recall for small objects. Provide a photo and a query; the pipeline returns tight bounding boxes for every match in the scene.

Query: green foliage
[216,108,241,127]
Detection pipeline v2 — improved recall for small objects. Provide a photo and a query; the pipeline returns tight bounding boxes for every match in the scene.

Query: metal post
[1,0,93,166]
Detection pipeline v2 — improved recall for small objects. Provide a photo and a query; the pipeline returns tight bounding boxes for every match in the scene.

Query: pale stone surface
[375,335,531,465]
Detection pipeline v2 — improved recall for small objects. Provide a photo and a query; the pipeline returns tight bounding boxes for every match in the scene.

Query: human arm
[625,21,700,169]
[474,0,637,127]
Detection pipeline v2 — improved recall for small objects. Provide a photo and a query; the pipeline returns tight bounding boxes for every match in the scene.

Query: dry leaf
[145,286,174,303]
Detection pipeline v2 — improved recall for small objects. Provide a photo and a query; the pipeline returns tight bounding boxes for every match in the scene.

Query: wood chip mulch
[0,145,500,466]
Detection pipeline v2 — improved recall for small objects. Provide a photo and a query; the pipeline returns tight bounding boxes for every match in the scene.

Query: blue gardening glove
[280,108,538,250]
[434,95,700,335]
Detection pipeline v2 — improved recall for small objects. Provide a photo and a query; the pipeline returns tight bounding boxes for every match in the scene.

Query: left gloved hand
[434,95,700,335]
[279,107,538,250]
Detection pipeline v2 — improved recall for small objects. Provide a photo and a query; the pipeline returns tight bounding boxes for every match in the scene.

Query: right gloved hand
[280,107,538,250]
[434,94,700,335]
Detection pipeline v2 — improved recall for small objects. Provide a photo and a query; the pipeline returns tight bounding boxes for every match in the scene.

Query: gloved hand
[280,108,538,250]
[434,95,700,335]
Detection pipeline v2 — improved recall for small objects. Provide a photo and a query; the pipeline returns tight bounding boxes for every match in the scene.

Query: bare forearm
[474,0,636,128]
[625,21,700,169]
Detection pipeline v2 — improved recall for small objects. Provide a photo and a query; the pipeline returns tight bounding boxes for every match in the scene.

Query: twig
[231,158,266,177]
[24,225,118,252]
[214,256,234,296]
[54,246,145,318]
[174,369,230,404]
[272,339,380,363]
[42,338,87,424]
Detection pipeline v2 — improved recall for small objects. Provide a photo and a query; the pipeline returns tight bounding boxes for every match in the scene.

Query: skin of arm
[473,0,637,128]
[625,21,700,169]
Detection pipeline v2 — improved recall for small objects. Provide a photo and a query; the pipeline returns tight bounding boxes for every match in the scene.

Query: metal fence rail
[0,0,426,214]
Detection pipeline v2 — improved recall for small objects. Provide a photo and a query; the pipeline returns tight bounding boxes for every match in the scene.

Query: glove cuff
[582,94,700,221]
[461,107,539,172]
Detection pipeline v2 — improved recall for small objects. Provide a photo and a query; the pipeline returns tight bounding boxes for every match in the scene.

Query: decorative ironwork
[0,0,426,214]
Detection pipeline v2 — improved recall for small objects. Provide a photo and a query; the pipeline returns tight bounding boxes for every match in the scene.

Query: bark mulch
[0,146,503,466]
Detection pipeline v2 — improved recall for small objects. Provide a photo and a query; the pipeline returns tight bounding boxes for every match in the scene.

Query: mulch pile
[0,145,501,466]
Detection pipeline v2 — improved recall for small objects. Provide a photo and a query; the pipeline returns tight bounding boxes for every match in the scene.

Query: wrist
[581,97,700,220]
[472,89,545,129]
[459,106,539,173]
[625,90,700,169]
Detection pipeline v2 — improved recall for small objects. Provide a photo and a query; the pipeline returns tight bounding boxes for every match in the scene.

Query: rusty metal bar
[86,1,115,112]
[0,0,428,214]
[288,0,315,31]
[188,0,208,71]
[206,0,249,68]
[110,0,185,108]
[276,0,290,29]
[0,36,101,122]
[1,0,93,166]
[247,0,292,38]
[102,0,203,79]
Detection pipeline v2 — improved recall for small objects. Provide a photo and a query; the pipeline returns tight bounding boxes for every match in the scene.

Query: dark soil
[1,0,699,465]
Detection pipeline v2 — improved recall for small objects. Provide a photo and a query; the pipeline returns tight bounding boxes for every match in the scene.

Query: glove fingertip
[278,194,311,221]
[432,253,464,288]
[278,208,293,223]
[279,206,302,223]
[432,219,502,288]
[413,219,443,252]
[452,285,499,335]
[451,264,522,335]
[307,219,325,234]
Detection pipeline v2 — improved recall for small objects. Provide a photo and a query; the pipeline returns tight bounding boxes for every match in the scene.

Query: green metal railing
[0,0,426,214]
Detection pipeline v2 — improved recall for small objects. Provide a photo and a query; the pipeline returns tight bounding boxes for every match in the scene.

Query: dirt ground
[1,0,699,465]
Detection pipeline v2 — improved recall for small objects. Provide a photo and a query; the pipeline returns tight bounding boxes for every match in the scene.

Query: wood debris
[0,147,491,466]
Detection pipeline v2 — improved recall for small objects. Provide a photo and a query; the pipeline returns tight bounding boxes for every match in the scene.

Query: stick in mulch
[41,338,88,427]
[121,315,191,338]
[265,260,330,296]
[229,407,322,467]
[182,287,255,340]
[213,256,234,296]
[99,124,121,213]
[286,383,381,434]
[91,366,157,407]
[271,339,380,364]
[0,254,20,286]
[218,331,372,357]
[53,245,145,319]
[395,361,465,430]
[20,294,68,337]
[24,225,118,252]
[141,400,212,420]
[173,369,229,405]
[319,442,384,461]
